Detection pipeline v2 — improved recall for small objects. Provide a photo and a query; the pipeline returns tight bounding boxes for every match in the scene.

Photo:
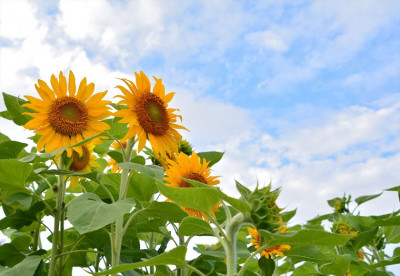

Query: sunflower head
[22,70,111,157]
[145,139,193,169]
[55,144,99,192]
[114,71,188,158]
[164,152,220,220]
[334,221,359,237]
[247,227,291,258]
[178,139,193,156]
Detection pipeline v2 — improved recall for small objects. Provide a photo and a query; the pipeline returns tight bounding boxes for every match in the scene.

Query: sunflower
[248,227,291,258]
[106,140,128,173]
[337,224,359,237]
[22,71,111,157]
[66,143,100,191]
[164,152,220,220]
[114,71,188,158]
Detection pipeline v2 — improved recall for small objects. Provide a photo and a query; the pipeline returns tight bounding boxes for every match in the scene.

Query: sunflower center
[180,172,207,188]
[70,145,90,171]
[48,97,89,136]
[136,94,169,136]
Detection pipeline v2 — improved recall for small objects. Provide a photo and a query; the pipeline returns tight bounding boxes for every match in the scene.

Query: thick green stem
[48,159,66,276]
[225,213,249,276]
[111,138,134,275]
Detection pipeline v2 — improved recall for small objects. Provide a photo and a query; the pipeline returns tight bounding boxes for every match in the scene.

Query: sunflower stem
[48,157,66,276]
[111,138,135,275]
[224,213,250,276]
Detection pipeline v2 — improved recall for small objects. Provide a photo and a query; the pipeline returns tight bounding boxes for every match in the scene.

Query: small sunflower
[164,152,220,220]
[248,227,291,259]
[114,71,188,158]
[23,71,111,157]
[107,140,127,173]
[67,144,99,191]
[337,224,359,237]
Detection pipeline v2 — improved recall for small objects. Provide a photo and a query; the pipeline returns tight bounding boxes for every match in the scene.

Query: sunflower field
[0,71,399,276]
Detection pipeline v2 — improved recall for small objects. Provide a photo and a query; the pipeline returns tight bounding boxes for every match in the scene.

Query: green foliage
[1,80,398,276]
[67,193,135,234]
[179,217,214,236]
[93,246,188,275]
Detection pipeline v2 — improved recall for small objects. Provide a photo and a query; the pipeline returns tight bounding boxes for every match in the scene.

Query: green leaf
[0,132,10,143]
[0,141,27,159]
[383,225,400,244]
[258,257,275,276]
[135,218,166,233]
[320,254,352,276]
[93,246,187,275]
[108,150,123,163]
[194,241,250,259]
[307,214,331,225]
[141,201,188,223]
[179,217,214,236]
[2,92,31,126]
[355,192,383,206]
[285,245,330,264]
[292,262,320,276]
[197,151,224,167]
[103,118,128,139]
[0,203,44,230]
[6,192,32,209]
[259,229,353,247]
[217,189,251,213]
[128,172,158,201]
[0,255,42,276]
[67,192,135,234]
[352,228,379,249]
[0,160,32,188]
[0,243,25,267]
[372,215,400,227]
[119,162,164,182]
[157,182,220,214]
[370,255,400,268]
[236,180,251,201]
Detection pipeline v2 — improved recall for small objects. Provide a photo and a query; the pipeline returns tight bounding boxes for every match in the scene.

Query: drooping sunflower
[114,71,188,158]
[164,152,220,220]
[107,140,127,173]
[248,227,291,258]
[67,143,100,191]
[23,71,111,157]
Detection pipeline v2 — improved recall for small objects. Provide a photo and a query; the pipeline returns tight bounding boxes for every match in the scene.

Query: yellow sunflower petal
[68,70,76,97]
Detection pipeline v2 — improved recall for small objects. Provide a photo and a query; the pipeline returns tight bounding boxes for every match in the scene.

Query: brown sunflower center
[180,172,207,188]
[70,145,90,171]
[48,97,89,136]
[136,94,169,136]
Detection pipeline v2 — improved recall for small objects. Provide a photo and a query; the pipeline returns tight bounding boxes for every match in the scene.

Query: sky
[0,0,399,235]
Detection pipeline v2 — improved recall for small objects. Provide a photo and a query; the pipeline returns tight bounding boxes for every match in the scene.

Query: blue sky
[0,0,399,228]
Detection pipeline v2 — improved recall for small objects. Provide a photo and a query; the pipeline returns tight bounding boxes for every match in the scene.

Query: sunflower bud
[178,139,193,156]
[247,183,283,232]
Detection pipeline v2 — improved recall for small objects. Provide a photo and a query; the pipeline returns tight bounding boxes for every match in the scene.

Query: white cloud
[0,0,38,39]
[246,30,288,52]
